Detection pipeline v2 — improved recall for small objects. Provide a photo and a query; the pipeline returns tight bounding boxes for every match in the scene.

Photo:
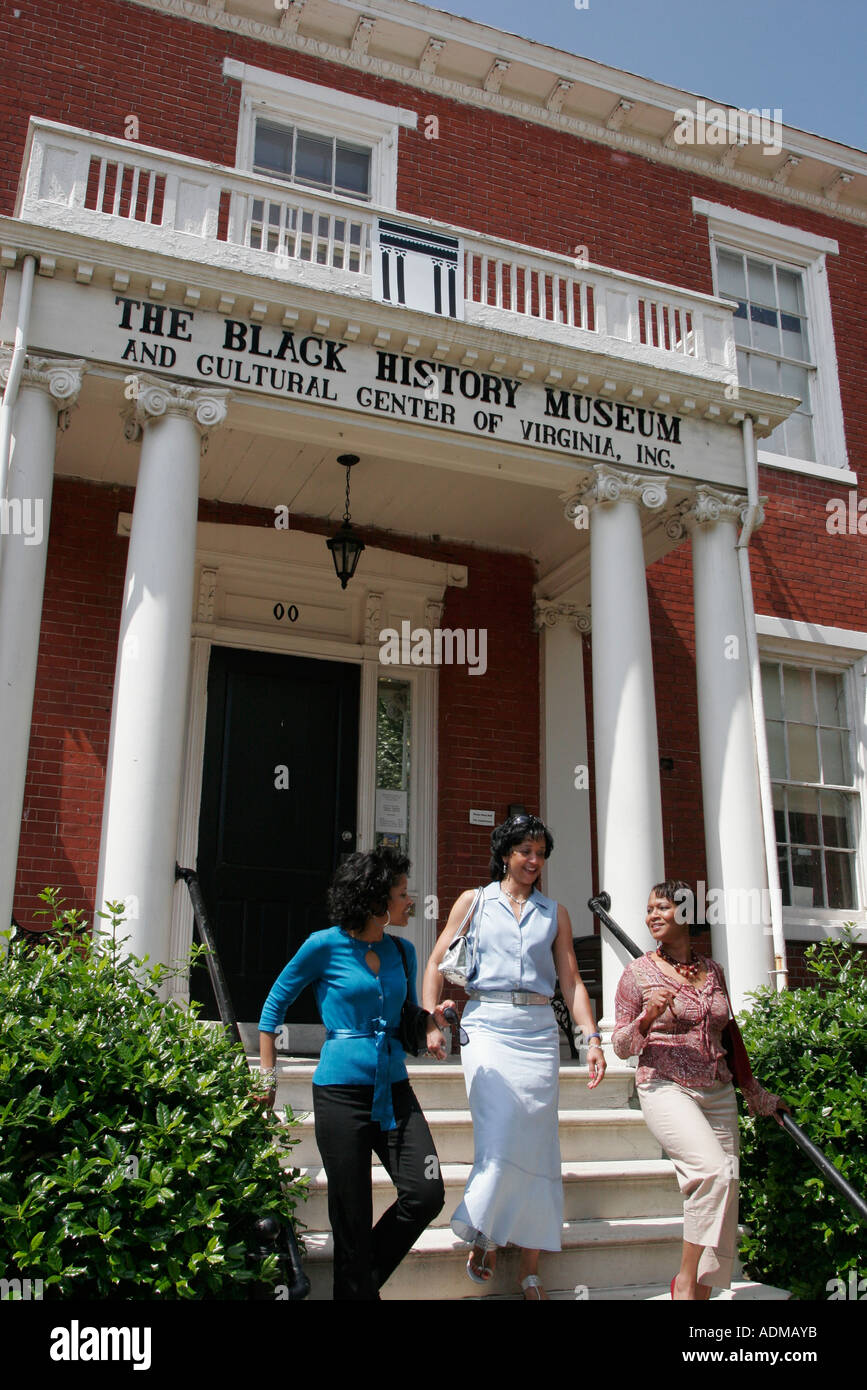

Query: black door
[192,646,360,1022]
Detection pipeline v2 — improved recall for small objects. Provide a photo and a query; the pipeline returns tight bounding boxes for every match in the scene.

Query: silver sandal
[521,1274,545,1299]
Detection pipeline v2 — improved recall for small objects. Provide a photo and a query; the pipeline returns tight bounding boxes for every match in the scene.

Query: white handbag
[437,887,484,986]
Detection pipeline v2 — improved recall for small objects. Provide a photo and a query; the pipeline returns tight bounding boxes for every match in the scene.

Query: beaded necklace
[656,943,702,980]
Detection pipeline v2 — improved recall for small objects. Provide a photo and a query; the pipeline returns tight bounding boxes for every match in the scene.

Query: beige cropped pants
[637,1077,739,1288]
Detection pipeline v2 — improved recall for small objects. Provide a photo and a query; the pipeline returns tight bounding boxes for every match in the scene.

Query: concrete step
[263,1057,638,1114]
[484,1280,792,1301]
[300,1215,689,1300]
[287,1106,662,1168]
[298,1157,683,1229]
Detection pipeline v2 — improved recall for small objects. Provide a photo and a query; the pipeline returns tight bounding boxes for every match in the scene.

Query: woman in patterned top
[612,879,786,1301]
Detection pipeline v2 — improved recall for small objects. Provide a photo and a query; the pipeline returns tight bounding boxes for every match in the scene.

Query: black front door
[192,646,360,1022]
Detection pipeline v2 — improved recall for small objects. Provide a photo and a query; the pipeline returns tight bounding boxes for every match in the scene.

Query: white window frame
[223,58,418,211]
[693,199,850,481]
[757,614,867,943]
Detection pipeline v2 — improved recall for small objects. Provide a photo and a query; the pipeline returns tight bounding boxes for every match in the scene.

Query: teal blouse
[258,926,418,1130]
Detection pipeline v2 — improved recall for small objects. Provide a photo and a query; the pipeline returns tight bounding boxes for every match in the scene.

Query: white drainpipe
[0,254,38,522]
[736,414,788,990]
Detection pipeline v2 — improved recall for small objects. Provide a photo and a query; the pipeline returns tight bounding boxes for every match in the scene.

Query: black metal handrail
[176,864,243,1047]
[589,890,867,1228]
[176,864,311,1299]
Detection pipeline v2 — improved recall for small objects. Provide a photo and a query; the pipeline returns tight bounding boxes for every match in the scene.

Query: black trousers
[312,1079,445,1301]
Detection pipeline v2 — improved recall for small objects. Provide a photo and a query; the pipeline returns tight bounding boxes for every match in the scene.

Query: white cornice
[118,0,867,227]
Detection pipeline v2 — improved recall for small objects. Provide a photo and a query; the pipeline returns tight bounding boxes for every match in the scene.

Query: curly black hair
[488,814,554,883]
[327,846,411,934]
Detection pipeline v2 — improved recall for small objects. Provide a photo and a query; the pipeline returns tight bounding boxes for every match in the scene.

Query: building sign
[4,277,744,485]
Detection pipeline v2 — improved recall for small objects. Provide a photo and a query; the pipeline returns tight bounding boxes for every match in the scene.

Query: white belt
[466,989,551,1005]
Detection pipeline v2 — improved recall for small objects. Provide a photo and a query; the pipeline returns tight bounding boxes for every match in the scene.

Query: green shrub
[0,891,305,1299]
[737,929,867,1300]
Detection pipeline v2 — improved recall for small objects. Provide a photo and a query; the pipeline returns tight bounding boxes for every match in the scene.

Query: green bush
[737,930,867,1300]
[0,891,305,1299]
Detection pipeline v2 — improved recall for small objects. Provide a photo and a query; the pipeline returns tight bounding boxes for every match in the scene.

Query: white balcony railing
[12,120,736,380]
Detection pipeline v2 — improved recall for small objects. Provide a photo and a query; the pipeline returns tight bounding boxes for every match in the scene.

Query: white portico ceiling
[55,369,585,573]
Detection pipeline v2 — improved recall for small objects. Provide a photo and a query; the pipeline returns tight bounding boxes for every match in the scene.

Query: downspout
[736,414,788,990]
[0,253,38,523]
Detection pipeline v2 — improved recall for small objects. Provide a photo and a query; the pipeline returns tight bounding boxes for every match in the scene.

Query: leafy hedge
[0,892,305,1299]
[737,930,867,1300]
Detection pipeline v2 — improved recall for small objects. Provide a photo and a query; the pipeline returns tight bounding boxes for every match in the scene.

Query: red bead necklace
[656,943,702,980]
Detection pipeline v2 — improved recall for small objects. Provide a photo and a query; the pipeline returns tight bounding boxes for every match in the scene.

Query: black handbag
[390,934,431,1056]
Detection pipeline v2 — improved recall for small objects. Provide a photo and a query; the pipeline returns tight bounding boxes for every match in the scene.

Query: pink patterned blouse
[612,953,780,1117]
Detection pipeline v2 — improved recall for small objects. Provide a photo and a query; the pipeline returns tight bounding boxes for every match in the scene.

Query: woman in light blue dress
[423,814,605,1299]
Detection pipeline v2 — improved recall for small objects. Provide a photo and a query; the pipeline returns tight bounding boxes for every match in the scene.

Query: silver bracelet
[259,1066,277,1086]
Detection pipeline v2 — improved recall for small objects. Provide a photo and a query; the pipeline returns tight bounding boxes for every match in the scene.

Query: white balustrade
[14,118,736,379]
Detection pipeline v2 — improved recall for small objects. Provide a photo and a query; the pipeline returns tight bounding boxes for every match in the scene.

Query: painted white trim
[363,661,438,990]
[694,199,849,475]
[223,57,411,209]
[691,199,840,257]
[756,615,867,656]
[538,619,593,929]
[222,59,418,129]
[757,451,858,487]
[756,616,867,941]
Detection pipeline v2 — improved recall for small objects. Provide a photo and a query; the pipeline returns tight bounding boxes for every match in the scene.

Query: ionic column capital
[0,352,85,406]
[681,485,764,533]
[566,463,668,521]
[533,600,591,634]
[122,375,229,442]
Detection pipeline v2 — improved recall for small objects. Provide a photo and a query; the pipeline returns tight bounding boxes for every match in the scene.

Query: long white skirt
[451,999,563,1252]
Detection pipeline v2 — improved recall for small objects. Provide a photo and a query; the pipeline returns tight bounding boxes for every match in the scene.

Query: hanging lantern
[326,454,365,589]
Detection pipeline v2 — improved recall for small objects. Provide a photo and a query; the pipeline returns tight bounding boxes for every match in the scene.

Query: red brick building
[1,0,864,1047]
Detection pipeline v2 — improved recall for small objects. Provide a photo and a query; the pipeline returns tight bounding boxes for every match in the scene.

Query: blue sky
[429,0,865,151]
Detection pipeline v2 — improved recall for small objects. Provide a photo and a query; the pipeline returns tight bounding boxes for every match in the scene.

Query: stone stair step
[286,1106,662,1167]
[482,1280,791,1301]
[263,1057,637,1113]
[297,1156,682,1229]
[299,1215,688,1300]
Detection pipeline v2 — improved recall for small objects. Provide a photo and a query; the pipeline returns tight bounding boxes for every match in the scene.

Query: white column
[95,377,228,965]
[572,465,667,1029]
[684,487,774,1011]
[0,356,84,936]
[534,601,594,930]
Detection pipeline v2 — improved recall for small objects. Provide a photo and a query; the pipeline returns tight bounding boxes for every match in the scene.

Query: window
[763,660,859,910]
[253,119,372,202]
[375,678,411,860]
[717,250,815,460]
[223,59,418,211]
[693,199,848,476]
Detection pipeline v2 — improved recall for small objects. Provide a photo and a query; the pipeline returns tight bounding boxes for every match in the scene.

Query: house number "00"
[273,603,299,622]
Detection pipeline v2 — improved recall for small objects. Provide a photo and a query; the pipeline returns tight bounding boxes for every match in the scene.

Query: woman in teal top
[259,846,449,1300]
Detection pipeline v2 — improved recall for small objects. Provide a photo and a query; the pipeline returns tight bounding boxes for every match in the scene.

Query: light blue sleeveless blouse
[464,881,559,996]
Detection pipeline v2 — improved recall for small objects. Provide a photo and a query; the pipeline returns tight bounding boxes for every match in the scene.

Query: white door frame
[155,517,465,1044]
